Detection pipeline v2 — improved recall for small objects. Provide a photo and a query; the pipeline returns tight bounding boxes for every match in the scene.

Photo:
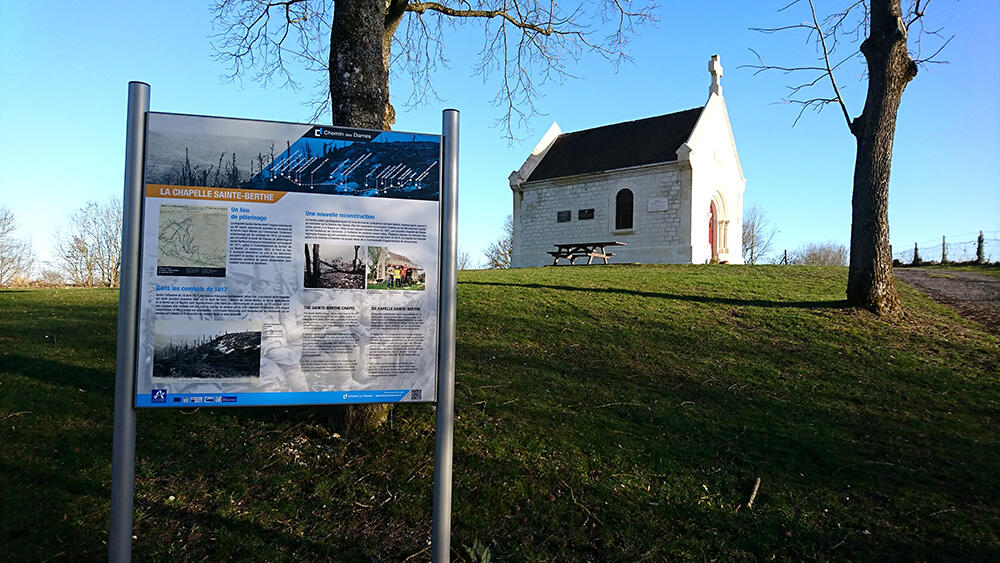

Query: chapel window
[615,189,633,230]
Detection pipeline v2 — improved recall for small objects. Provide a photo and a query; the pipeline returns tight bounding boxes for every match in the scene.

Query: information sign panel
[134,112,441,407]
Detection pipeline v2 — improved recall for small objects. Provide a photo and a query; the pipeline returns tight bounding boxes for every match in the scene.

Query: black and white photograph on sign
[156,204,228,277]
[367,246,425,291]
[153,320,262,379]
[303,243,366,289]
[146,134,294,189]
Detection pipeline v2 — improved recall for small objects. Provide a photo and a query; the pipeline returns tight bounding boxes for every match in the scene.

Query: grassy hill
[898,262,1000,278]
[1,265,997,560]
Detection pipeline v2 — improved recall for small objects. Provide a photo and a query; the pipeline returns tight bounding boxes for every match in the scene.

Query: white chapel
[508,55,746,266]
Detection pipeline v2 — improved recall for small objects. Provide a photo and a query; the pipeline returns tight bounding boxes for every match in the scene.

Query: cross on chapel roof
[709,54,723,96]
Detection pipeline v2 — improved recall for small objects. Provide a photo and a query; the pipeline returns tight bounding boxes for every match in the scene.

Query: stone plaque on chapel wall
[648,198,668,212]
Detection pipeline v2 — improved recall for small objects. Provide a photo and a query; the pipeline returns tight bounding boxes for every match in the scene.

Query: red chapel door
[709,202,717,259]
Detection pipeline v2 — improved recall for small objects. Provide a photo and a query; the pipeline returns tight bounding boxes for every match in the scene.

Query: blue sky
[1,1,997,266]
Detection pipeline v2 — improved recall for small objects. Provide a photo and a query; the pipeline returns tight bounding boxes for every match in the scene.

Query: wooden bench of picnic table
[547,241,627,265]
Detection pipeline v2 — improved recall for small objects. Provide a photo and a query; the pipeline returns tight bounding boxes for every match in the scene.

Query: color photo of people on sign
[367,247,425,290]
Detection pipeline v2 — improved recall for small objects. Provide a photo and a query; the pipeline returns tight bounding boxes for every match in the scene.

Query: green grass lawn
[899,263,1000,278]
[2,265,998,561]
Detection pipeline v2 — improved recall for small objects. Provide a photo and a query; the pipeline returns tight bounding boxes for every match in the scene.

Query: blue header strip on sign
[137,389,412,408]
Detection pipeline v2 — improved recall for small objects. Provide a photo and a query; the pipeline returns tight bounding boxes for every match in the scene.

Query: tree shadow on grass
[458,280,848,309]
[0,458,362,561]
[130,499,360,560]
[0,353,114,395]
[0,354,353,429]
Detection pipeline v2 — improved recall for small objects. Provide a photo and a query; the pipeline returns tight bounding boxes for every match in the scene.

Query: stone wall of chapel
[511,164,694,267]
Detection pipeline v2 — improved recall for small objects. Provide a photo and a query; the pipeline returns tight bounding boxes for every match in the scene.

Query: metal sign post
[109,81,149,562]
[432,109,459,562]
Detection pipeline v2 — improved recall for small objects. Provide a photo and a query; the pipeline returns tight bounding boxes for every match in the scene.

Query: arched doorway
[709,201,718,259]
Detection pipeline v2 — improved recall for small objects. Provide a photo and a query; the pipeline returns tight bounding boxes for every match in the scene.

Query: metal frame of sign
[109,82,458,562]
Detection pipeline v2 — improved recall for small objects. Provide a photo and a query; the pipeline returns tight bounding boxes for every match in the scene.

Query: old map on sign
[157,204,228,277]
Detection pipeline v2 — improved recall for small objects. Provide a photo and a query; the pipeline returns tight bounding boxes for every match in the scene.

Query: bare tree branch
[484,214,513,268]
[0,207,34,286]
[789,241,848,266]
[212,0,333,104]
[212,1,655,139]
[742,205,777,265]
[806,0,852,129]
[742,0,948,132]
[50,199,122,287]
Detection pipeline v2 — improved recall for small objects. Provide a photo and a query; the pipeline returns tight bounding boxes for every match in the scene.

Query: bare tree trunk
[847,130,900,315]
[304,244,313,282]
[311,244,321,286]
[846,0,915,317]
[326,0,398,431]
[329,0,390,129]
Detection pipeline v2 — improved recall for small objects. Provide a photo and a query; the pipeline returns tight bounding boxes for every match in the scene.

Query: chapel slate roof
[525,106,704,183]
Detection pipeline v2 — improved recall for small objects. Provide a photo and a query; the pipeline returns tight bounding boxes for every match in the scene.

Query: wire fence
[893,231,1000,265]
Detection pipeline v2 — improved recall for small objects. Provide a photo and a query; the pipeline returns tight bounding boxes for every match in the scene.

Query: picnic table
[547,241,627,265]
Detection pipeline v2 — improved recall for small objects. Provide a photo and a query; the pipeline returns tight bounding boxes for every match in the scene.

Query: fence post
[941,235,947,263]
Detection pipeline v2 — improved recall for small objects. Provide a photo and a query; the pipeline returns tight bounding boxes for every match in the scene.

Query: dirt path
[894,268,1000,334]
